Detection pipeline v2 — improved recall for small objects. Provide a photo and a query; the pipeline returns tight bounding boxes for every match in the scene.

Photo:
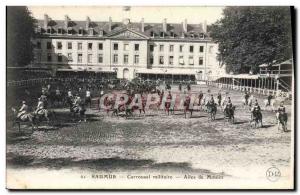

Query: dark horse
[276,112,288,131]
[70,101,86,122]
[183,96,193,118]
[224,106,235,123]
[206,103,217,121]
[250,109,263,128]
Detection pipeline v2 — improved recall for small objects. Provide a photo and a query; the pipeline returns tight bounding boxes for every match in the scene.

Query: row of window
[150,56,204,66]
[39,41,140,51]
[37,41,208,53]
[150,44,205,53]
[41,27,205,39]
[44,53,203,65]
[44,27,99,36]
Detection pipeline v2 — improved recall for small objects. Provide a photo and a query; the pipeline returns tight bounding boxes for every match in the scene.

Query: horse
[224,106,235,123]
[263,99,276,111]
[199,97,207,111]
[250,109,263,128]
[206,102,217,121]
[276,112,288,131]
[11,107,36,132]
[183,96,193,118]
[33,108,57,126]
[112,103,133,118]
[70,103,86,122]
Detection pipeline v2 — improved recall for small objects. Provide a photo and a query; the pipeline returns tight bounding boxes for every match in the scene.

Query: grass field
[6,84,294,189]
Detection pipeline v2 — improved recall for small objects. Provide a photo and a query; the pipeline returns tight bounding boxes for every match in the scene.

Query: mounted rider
[17,101,29,119]
[252,100,261,112]
[67,89,73,98]
[277,102,286,114]
[73,94,81,107]
[85,88,92,108]
[34,97,45,114]
[244,91,250,105]
[217,91,222,106]
[267,93,273,106]
[251,100,261,120]
[276,101,287,120]
[208,94,215,106]
[226,97,233,109]
[40,93,48,109]
[179,82,182,91]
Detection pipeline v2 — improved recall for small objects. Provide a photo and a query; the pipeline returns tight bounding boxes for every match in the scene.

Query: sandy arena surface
[6,84,294,189]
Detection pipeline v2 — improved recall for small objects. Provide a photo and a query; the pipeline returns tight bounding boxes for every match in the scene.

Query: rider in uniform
[73,94,81,108]
[179,82,182,91]
[68,89,73,98]
[226,97,233,108]
[40,93,48,109]
[276,101,286,120]
[278,102,286,114]
[217,92,222,106]
[244,91,250,105]
[34,97,44,114]
[209,95,215,106]
[267,93,273,106]
[252,100,261,112]
[85,88,92,108]
[17,101,28,119]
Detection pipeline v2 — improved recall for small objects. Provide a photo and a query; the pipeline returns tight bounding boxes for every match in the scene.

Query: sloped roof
[36,18,209,39]
[258,59,293,68]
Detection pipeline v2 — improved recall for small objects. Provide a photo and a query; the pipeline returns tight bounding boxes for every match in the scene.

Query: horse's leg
[284,121,287,132]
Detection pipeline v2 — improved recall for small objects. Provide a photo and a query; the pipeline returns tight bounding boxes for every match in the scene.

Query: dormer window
[99,30,103,37]
[150,31,155,38]
[199,33,205,39]
[35,26,41,34]
[170,31,174,38]
[78,28,83,35]
[46,27,52,34]
[57,27,63,34]
[160,32,164,38]
[88,28,94,36]
[190,33,195,38]
[181,32,185,38]
[67,27,73,35]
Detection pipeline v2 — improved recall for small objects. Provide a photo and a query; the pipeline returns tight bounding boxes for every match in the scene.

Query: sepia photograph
[6,5,295,190]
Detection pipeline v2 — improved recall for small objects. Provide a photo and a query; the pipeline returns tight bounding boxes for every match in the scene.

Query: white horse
[243,95,254,109]
[263,99,277,111]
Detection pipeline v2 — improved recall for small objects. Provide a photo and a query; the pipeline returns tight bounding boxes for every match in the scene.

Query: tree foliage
[7,6,36,67]
[210,7,293,74]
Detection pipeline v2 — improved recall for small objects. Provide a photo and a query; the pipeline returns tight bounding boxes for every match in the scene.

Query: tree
[7,6,36,67]
[210,7,293,74]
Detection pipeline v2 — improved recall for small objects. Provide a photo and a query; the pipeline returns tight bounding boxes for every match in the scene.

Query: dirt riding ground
[6,84,294,189]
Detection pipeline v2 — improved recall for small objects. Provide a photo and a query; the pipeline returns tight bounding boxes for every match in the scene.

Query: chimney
[64,15,69,29]
[183,19,187,33]
[108,17,112,31]
[141,18,144,32]
[43,14,49,29]
[203,20,207,33]
[162,18,167,32]
[199,23,203,31]
[86,16,91,30]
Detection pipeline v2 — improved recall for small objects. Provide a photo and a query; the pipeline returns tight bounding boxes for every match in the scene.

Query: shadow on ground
[6,153,228,176]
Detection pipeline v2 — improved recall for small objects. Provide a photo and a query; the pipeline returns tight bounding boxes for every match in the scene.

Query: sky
[28,6,224,24]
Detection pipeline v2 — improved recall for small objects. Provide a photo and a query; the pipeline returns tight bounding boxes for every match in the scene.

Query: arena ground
[6,84,294,189]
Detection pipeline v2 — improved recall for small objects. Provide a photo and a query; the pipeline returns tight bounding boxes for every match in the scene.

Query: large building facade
[32,14,221,81]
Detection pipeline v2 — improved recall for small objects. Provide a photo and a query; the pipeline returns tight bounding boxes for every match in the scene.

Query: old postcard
[6,6,295,189]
